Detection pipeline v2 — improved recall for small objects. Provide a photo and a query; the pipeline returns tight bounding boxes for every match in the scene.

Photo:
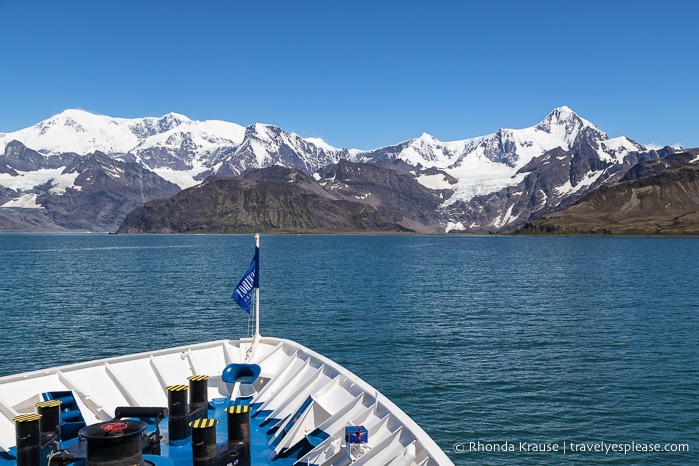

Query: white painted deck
[0,336,453,465]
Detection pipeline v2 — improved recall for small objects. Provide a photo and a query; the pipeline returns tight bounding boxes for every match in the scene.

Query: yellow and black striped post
[225,404,250,444]
[190,418,217,466]
[35,399,61,445]
[225,403,250,463]
[166,384,190,443]
[187,375,209,414]
[13,413,42,466]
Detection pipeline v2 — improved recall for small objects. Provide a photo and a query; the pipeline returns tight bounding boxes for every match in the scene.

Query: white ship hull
[0,336,453,466]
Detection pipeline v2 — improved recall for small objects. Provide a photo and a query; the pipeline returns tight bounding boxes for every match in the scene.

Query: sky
[0,0,697,151]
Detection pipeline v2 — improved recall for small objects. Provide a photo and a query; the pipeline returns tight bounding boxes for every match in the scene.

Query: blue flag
[232,246,259,313]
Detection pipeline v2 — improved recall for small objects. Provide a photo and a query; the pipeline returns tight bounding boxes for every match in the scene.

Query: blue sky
[0,0,697,150]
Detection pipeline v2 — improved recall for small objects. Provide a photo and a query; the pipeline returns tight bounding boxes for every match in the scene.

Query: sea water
[0,233,696,465]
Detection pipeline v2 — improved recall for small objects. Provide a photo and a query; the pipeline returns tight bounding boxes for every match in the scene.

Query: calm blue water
[0,234,697,465]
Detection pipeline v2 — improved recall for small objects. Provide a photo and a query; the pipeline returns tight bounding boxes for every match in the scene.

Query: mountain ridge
[0,106,647,194]
[517,149,699,235]
[117,165,414,234]
[0,107,678,233]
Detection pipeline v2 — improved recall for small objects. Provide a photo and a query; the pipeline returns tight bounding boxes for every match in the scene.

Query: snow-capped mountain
[0,110,350,189]
[0,110,247,189]
[0,109,190,155]
[209,123,352,180]
[1,106,646,196]
[362,106,641,170]
[360,106,646,204]
[0,106,668,232]
[0,145,180,232]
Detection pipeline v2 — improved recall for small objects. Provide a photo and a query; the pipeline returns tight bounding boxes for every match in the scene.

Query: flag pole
[254,233,260,340]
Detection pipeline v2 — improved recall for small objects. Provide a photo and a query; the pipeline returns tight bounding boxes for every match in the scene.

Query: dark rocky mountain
[445,143,675,232]
[0,140,77,172]
[314,159,454,232]
[117,162,451,234]
[0,208,64,231]
[517,149,699,235]
[0,146,180,231]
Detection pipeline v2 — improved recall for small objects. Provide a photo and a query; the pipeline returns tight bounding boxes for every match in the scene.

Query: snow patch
[1,193,43,209]
[554,170,605,196]
[0,168,79,193]
[49,171,81,194]
[491,204,518,228]
[103,165,123,180]
[416,173,452,190]
[445,221,465,232]
[151,167,200,189]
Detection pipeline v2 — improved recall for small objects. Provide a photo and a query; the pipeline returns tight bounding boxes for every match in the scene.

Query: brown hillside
[518,150,699,235]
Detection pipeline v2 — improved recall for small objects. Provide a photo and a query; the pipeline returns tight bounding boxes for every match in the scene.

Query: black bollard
[190,418,217,466]
[166,384,190,444]
[13,413,42,466]
[226,404,250,465]
[188,375,209,416]
[35,399,61,446]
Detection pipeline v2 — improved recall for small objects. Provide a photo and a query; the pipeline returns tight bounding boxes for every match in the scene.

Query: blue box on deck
[345,425,368,444]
